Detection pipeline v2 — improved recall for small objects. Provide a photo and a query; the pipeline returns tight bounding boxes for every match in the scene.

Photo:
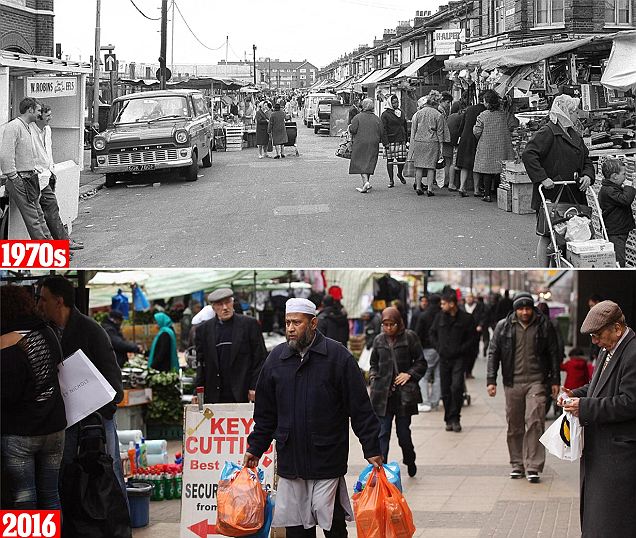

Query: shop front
[0,49,91,238]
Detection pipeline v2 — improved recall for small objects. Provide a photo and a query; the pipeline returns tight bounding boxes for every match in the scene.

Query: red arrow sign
[187,519,218,538]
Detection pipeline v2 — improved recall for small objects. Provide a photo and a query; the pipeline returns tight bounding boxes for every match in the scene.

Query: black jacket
[598,179,636,236]
[60,307,123,419]
[195,313,266,404]
[317,306,349,346]
[101,318,138,368]
[247,331,380,480]
[486,310,560,387]
[414,305,440,349]
[571,329,636,537]
[381,108,408,145]
[430,309,476,361]
[369,330,427,417]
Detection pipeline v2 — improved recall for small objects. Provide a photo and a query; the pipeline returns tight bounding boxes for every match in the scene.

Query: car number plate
[128,164,155,172]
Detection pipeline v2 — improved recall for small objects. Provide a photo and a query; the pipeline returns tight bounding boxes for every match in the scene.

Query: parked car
[93,89,213,187]
[302,92,337,128]
[312,98,342,134]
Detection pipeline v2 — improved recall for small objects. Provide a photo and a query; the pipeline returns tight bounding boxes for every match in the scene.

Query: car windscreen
[112,96,190,124]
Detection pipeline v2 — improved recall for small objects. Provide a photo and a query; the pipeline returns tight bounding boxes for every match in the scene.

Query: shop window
[605,0,632,25]
[535,0,564,26]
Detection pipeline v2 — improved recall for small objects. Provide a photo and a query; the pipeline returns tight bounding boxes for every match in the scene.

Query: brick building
[0,0,55,57]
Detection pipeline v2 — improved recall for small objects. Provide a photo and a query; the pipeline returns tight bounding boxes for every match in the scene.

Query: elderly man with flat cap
[194,288,266,403]
[559,300,636,538]
[244,298,382,538]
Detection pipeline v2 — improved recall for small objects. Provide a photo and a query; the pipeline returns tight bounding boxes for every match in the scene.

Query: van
[303,92,338,128]
[312,98,342,134]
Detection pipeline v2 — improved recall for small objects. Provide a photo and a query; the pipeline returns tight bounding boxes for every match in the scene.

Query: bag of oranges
[216,464,267,536]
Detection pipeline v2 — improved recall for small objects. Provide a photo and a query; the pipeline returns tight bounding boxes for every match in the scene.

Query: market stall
[0,49,91,238]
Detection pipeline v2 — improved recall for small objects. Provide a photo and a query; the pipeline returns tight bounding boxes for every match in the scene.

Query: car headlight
[175,129,189,144]
[93,136,106,151]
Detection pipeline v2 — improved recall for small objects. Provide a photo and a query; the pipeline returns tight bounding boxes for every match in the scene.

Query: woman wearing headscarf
[472,90,518,202]
[268,102,289,159]
[522,94,595,266]
[349,98,383,193]
[408,91,446,196]
[148,312,179,372]
[255,101,270,159]
[381,94,408,188]
[456,93,487,196]
[369,307,427,478]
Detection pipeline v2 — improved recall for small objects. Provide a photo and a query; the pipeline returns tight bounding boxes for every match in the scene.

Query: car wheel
[202,145,212,168]
[105,174,117,188]
[184,150,199,181]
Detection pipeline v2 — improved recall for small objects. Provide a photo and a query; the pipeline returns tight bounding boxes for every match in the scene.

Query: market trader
[195,288,266,403]
[101,310,143,367]
[244,298,382,538]
[560,300,636,537]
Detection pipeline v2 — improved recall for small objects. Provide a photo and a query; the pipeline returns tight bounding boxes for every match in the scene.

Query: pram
[538,180,612,268]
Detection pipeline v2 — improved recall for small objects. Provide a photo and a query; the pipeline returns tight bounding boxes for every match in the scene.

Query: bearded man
[244,298,381,538]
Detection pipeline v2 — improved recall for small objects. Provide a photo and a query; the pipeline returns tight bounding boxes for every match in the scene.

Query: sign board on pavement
[180,404,276,538]
[26,77,77,98]
[434,29,466,56]
[104,53,117,72]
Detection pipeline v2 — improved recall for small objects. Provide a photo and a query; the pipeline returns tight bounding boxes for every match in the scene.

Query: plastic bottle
[163,467,173,500]
[127,442,137,476]
[140,437,148,467]
[174,469,183,499]
[134,442,141,471]
[156,469,165,501]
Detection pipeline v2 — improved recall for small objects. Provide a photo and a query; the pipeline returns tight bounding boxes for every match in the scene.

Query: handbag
[266,134,273,153]
[435,157,446,170]
[536,182,592,237]
[336,131,352,159]
[403,160,415,177]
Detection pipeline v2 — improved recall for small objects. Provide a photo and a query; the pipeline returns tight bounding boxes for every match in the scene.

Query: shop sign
[26,77,77,98]
[434,29,466,55]
[180,404,276,538]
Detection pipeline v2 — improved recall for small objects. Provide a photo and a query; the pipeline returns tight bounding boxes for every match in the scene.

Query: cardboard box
[566,249,617,268]
[118,388,153,407]
[567,239,615,254]
[511,182,534,214]
[497,187,512,212]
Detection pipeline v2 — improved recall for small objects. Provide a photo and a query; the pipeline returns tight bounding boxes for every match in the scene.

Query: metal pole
[253,45,257,86]
[160,0,168,90]
[171,0,175,74]
[92,0,101,131]
[225,36,229,79]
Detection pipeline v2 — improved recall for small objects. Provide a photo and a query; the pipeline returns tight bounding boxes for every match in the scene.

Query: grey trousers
[504,381,547,473]
[5,175,49,239]
[39,184,69,240]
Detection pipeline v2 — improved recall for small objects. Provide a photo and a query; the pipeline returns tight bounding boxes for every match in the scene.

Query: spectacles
[381,321,398,328]
[589,324,615,339]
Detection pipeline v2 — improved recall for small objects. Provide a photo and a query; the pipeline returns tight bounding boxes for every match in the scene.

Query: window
[193,96,208,116]
[535,0,564,26]
[606,0,632,24]
[493,0,505,33]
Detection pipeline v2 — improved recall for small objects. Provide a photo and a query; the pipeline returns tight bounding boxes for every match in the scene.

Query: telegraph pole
[159,0,168,89]
[171,0,175,74]
[252,44,257,86]
[92,0,101,130]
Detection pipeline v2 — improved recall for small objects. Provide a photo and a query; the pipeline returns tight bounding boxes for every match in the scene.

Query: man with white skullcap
[245,298,382,537]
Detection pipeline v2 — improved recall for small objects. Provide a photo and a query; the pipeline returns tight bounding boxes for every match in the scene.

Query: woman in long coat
[408,91,446,196]
[255,101,270,158]
[267,103,288,159]
[369,307,427,477]
[349,98,383,193]
[521,94,595,266]
[473,90,517,202]
[381,94,408,188]
[456,94,487,196]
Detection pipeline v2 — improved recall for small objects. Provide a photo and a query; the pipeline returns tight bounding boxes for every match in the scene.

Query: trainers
[526,472,540,483]
[418,403,432,412]
[407,463,417,477]
[452,422,462,433]
[510,469,525,479]
[445,422,453,431]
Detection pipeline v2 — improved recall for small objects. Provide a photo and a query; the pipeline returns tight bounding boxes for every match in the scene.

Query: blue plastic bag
[220,461,264,483]
[353,461,402,493]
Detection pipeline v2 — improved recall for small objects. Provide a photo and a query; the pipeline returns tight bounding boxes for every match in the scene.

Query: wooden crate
[225,127,243,152]
[497,186,512,212]
[511,182,534,214]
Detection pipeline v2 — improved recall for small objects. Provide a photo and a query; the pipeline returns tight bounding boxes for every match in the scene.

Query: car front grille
[107,148,180,166]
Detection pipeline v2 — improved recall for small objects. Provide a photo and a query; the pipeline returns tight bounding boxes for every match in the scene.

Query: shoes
[510,469,525,479]
[356,182,371,193]
[482,196,492,202]
[418,403,432,412]
[422,185,428,191]
[445,423,453,432]
[526,471,540,483]
[258,155,264,159]
[407,463,417,477]
[273,155,280,159]
[452,422,462,433]
[473,192,481,197]
[281,154,286,158]
[413,183,417,191]
[426,190,435,197]
[459,191,469,197]
[387,182,395,188]
[448,186,458,192]
[69,239,84,250]
[416,188,425,196]
[398,174,406,184]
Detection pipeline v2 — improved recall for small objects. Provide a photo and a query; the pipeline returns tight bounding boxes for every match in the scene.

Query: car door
[192,95,212,158]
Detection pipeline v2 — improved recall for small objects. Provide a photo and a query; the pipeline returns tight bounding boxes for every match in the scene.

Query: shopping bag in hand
[403,160,415,178]
[383,473,416,538]
[353,461,402,493]
[539,412,583,461]
[217,464,267,536]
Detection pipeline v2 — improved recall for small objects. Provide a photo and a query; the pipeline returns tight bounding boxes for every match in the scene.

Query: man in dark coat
[317,295,349,346]
[245,298,381,537]
[101,310,143,367]
[561,301,636,537]
[37,276,128,505]
[409,294,428,330]
[487,292,560,483]
[415,293,442,412]
[430,291,476,432]
[195,288,266,404]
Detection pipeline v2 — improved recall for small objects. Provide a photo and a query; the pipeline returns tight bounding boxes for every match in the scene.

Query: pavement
[132,353,581,538]
[71,123,538,268]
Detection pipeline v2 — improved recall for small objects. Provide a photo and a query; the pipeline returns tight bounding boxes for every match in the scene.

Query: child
[599,158,635,267]
[560,348,590,390]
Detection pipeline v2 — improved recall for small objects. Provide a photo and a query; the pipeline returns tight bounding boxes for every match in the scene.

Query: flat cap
[207,288,233,304]
[580,300,623,334]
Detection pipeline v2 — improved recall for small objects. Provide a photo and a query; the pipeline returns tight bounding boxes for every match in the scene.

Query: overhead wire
[129,0,161,20]
[173,0,227,51]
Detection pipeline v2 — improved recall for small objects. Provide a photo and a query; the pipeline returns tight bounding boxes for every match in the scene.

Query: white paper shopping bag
[58,349,116,427]
[539,412,583,461]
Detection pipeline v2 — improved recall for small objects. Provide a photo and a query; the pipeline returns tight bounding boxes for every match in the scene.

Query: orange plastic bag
[216,467,266,537]
[352,467,416,538]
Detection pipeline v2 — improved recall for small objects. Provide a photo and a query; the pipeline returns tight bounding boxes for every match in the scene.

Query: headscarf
[148,312,179,371]
[549,94,581,132]
[381,306,405,343]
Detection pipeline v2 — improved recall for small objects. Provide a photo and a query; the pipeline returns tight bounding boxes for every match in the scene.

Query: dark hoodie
[317,296,350,345]
[415,295,441,349]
